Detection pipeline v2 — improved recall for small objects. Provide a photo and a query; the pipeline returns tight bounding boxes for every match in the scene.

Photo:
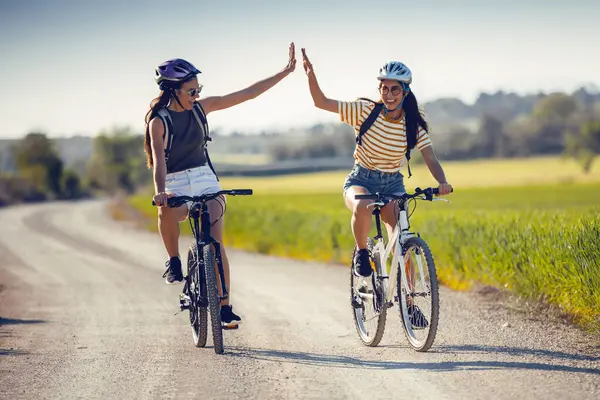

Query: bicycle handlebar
[151,189,253,207]
[355,187,453,202]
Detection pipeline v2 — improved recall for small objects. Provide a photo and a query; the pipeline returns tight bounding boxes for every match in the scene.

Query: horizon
[2,0,599,139]
[0,85,596,140]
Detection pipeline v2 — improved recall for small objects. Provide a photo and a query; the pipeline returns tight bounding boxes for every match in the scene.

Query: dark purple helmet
[154,58,201,89]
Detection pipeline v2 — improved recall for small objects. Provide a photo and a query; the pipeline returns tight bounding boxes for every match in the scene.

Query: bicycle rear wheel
[188,244,207,347]
[203,244,224,354]
[397,236,439,352]
[350,238,387,347]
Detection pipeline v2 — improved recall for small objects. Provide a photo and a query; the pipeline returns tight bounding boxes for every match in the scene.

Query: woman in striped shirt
[301,48,453,278]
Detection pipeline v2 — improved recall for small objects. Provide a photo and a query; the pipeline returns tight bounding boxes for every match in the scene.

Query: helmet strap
[166,88,186,110]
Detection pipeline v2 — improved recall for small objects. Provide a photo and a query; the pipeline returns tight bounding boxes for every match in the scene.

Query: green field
[219,155,600,194]
[129,157,600,331]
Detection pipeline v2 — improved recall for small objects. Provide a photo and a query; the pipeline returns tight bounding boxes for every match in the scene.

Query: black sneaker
[220,305,241,328]
[408,305,429,329]
[353,248,372,277]
[162,256,183,285]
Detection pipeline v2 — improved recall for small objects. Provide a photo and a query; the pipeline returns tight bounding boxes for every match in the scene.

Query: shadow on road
[225,346,599,375]
[0,348,29,356]
[0,317,46,326]
[430,344,599,362]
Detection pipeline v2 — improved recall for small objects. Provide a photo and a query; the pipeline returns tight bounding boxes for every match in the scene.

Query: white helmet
[377,61,412,84]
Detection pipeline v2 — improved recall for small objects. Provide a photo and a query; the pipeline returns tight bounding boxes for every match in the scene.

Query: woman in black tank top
[143,44,297,325]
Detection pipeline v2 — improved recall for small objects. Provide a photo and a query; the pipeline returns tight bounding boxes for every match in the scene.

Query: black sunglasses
[184,84,203,97]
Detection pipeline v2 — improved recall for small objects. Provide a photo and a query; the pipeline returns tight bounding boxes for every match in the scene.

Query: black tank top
[165,108,207,174]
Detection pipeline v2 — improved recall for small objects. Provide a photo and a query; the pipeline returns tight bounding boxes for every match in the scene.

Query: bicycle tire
[203,244,224,354]
[397,236,439,352]
[188,243,207,347]
[350,238,387,347]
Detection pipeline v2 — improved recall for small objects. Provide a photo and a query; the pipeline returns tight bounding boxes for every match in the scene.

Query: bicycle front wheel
[350,239,387,347]
[397,236,439,352]
[188,244,207,348]
[203,244,224,354]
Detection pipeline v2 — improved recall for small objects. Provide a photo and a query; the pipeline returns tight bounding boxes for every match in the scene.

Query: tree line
[1,88,598,206]
[267,90,600,173]
[0,127,150,207]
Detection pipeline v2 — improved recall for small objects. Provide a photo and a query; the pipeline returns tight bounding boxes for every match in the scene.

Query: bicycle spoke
[397,237,439,352]
[350,239,387,347]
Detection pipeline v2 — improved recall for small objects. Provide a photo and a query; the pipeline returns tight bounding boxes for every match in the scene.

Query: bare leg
[157,206,188,257]
[343,186,373,250]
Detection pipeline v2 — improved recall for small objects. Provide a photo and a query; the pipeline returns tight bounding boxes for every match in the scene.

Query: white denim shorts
[165,165,221,198]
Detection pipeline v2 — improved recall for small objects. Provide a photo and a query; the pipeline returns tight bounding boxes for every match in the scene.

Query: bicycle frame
[365,199,429,308]
[188,200,228,301]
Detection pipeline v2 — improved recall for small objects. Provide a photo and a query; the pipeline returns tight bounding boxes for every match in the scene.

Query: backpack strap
[356,98,384,146]
[404,119,419,178]
[191,102,211,146]
[191,102,219,181]
[156,108,174,163]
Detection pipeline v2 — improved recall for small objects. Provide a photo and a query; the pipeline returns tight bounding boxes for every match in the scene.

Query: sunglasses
[379,85,404,96]
[184,84,203,97]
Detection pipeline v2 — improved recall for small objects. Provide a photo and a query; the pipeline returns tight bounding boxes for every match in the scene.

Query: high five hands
[281,43,314,78]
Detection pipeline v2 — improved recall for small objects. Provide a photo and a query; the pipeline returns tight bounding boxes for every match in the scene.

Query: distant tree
[11,132,64,197]
[61,169,84,199]
[474,115,509,157]
[564,120,600,173]
[529,94,580,154]
[533,93,578,122]
[86,126,148,194]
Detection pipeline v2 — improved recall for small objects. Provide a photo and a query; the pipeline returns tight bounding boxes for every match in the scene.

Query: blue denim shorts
[342,164,406,195]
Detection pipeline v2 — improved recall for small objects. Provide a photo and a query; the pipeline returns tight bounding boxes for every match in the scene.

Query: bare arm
[200,43,297,115]
[421,145,453,195]
[301,48,338,113]
[149,117,167,194]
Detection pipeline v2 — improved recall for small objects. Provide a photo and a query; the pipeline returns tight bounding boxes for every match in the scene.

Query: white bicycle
[350,187,451,351]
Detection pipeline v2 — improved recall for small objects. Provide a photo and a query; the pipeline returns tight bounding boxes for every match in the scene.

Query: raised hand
[301,48,314,77]
[283,42,296,74]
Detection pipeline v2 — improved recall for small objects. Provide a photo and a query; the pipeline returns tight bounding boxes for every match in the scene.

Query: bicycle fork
[212,242,229,302]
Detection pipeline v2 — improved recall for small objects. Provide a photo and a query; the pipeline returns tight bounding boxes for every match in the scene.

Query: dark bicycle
[152,189,252,354]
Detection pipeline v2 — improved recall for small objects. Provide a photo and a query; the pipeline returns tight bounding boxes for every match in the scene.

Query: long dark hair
[402,90,429,150]
[144,90,171,168]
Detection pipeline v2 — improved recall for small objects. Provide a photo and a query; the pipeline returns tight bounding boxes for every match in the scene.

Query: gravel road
[0,200,598,399]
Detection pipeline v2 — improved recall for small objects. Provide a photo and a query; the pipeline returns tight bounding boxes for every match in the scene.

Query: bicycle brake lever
[367,201,385,208]
[431,198,450,204]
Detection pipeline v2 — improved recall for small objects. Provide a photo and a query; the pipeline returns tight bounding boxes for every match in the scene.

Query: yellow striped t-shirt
[339,100,432,173]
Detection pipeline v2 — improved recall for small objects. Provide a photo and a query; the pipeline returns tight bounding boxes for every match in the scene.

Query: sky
[1,0,599,138]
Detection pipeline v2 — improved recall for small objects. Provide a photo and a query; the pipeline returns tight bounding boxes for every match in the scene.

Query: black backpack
[156,102,219,180]
[355,97,417,178]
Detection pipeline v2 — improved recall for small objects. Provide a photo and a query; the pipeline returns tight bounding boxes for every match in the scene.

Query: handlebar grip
[355,194,378,200]
[432,187,454,195]
[232,189,253,195]
[152,198,176,207]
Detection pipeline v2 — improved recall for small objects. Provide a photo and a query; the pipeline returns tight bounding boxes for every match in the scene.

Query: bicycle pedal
[222,324,239,330]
